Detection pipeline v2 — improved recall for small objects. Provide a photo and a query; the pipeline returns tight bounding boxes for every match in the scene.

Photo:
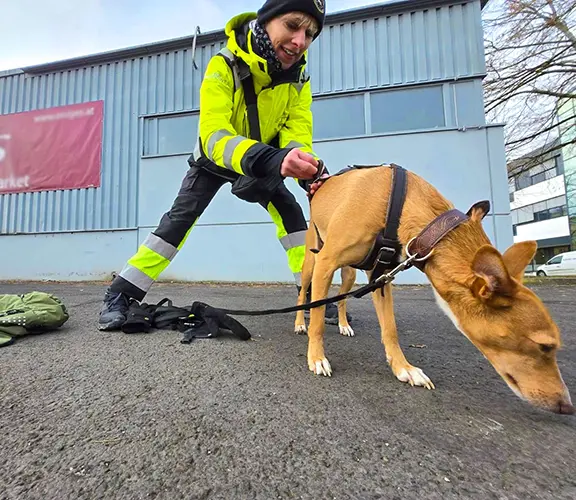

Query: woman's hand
[307,173,330,199]
[280,148,318,179]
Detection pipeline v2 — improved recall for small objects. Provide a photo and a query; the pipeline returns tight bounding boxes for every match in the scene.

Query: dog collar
[406,209,470,270]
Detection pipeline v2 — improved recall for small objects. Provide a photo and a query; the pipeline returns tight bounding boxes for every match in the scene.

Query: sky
[0,0,385,71]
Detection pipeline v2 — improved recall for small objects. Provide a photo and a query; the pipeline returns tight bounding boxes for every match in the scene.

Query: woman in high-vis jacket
[98,0,344,330]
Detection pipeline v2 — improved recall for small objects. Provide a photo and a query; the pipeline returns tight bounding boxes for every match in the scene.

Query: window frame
[310,92,367,140]
[142,111,200,158]
[511,199,568,227]
[369,84,446,135]
[138,79,480,153]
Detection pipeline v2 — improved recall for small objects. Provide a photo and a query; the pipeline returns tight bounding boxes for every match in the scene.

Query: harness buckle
[376,246,398,265]
[312,160,327,184]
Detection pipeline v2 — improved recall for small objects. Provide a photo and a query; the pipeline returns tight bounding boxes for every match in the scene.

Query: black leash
[212,254,418,317]
[213,164,420,317]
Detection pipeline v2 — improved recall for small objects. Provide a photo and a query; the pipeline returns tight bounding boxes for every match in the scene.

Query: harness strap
[216,50,261,142]
[236,58,262,142]
[352,164,408,281]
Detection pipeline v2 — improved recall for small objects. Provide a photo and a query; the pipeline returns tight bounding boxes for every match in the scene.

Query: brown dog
[294,164,574,415]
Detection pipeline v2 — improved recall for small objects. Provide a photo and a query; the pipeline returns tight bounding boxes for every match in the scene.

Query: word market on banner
[0,101,104,194]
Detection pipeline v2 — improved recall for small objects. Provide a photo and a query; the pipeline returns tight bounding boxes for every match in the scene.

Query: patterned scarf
[249,19,283,74]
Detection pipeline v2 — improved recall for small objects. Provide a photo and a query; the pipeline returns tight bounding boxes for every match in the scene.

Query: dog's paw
[395,365,435,390]
[308,357,332,377]
[294,323,307,335]
[339,324,354,337]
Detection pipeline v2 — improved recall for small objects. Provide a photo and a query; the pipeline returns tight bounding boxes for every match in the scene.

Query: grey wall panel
[308,1,484,94]
[0,230,138,281]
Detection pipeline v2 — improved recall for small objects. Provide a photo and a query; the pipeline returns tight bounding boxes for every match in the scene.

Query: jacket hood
[224,12,307,89]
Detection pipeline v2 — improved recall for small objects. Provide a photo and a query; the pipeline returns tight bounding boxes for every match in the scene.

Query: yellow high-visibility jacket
[192,13,318,180]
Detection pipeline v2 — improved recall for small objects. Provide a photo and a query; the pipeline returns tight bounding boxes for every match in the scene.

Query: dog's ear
[471,245,517,303]
[501,241,538,283]
[466,200,490,222]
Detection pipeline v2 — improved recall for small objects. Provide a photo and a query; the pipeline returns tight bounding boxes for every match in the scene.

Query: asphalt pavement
[1,281,575,500]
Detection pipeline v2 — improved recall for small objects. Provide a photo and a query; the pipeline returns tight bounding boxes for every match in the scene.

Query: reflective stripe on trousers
[118,225,195,295]
[267,202,307,286]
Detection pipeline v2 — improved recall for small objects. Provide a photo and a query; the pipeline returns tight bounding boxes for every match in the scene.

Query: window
[516,157,562,188]
[545,168,557,180]
[454,81,485,127]
[509,192,515,203]
[548,255,563,265]
[534,205,566,221]
[516,171,531,190]
[531,171,546,185]
[511,209,519,225]
[516,205,534,224]
[311,94,365,139]
[555,155,564,174]
[550,206,567,218]
[534,210,551,222]
[532,200,547,213]
[539,246,570,264]
[531,165,559,185]
[370,86,445,134]
[143,113,199,156]
[534,205,567,221]
[512,198,568,227]
[546,196,566,209]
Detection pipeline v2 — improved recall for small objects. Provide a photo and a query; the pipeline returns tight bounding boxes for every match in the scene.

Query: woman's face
[264,12,318,69]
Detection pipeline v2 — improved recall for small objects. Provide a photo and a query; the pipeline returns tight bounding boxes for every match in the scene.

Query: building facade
[557,97,576,250]
[0,0,509,285]
[508,141,571,272]
[507,95,576,273]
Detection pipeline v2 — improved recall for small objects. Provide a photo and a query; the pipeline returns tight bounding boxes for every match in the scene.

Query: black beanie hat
[257,0,326,38]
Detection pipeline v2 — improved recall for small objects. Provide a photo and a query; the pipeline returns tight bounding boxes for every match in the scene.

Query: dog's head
[432,202,574,415]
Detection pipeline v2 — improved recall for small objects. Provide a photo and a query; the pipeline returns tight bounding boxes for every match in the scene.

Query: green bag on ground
[0,291,69,347]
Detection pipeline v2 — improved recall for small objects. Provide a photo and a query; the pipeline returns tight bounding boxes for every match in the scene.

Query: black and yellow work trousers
[109,163,308,302]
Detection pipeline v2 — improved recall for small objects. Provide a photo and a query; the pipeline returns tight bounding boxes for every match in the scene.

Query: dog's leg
[337,266,356,337]
[294,242,315,335]
[372,283,435,390]
[307,255,335,376]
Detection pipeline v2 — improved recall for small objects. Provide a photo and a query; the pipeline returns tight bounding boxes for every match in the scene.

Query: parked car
[536,251,576,277]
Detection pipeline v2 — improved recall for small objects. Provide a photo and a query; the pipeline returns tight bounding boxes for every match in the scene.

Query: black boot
[324,301,341,325]
[98,289,131,331]
[298,286,352,325]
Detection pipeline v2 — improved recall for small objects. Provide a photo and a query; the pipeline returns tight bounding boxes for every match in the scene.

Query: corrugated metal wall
[309,1,484,93]
[0,42,226,234]
[0,0,485,234]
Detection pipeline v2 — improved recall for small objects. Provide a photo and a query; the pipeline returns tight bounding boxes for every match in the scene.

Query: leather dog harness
[311,163,471,283]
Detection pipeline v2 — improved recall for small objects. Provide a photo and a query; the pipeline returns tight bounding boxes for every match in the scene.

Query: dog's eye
[539,344,555,354]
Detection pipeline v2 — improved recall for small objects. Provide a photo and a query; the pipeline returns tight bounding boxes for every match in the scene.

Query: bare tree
[483,0,576,162]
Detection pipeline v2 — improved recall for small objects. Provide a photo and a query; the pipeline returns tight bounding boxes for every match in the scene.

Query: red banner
[0,101,103,194]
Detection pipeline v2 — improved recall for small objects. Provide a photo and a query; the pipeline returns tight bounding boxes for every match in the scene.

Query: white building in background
[508,140,571,272]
